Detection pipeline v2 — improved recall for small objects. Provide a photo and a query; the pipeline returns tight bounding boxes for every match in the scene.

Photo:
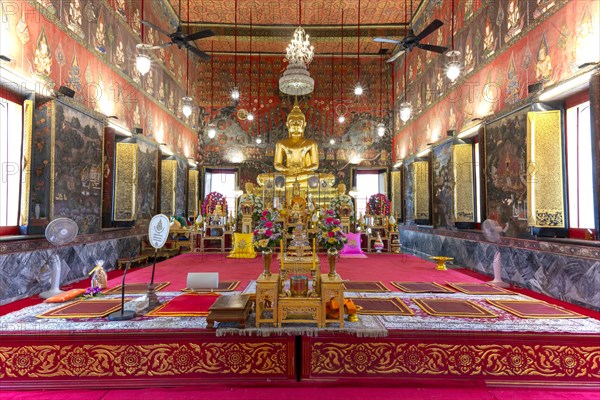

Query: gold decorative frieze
[527,111,565,227]
[161,159,177,215]
[0,342,289,378]
[412,161,429,220]
[452,144,475,222]
[114,142,138,221]
[188,169,199,218]
[309,342,600,378]
[391,170,401,218]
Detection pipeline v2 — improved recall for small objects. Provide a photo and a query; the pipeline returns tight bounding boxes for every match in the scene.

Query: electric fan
[39,218,78,299]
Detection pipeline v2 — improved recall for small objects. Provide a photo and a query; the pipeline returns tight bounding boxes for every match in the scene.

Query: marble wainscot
[0,233,144,305]
[399,226,600,311]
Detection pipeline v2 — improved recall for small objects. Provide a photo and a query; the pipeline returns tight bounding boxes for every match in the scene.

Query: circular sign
[308,176,319,188]
[148,214,170,249]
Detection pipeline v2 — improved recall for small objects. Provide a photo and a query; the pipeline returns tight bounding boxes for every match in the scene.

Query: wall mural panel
[29,101,54,228]
[101,129,115,228]
[452,143,475,223]
[188,169,199,218]
[114,142,138,221]
[403,162,414,225]
[175,156,187,218]
[485,107,529,238]
[160,159,177,216]
[136,138,158,224]
[390,170,402,220]
[51,102,103,234]
[413,160,430,221]
[432,142,454,229]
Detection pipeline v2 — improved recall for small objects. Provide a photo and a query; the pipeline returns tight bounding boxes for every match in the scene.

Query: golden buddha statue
[256,98,334,190]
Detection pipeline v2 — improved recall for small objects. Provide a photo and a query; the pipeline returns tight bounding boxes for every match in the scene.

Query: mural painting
[432,141,454,229]
[485,107,529,238]
[136,138,158,224]
[52,102,103,234]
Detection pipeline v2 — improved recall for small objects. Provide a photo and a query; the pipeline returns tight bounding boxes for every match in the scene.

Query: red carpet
[2,253,599,319]
[2,384,600,400]
[106,253,485,292]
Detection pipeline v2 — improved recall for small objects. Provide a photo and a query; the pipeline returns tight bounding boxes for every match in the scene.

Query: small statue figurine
[89,260,108,289]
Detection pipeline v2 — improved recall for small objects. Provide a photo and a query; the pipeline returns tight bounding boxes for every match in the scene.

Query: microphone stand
[108,252,136,321]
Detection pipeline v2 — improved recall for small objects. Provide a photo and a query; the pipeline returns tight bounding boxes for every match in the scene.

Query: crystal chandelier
[285,27,314,66]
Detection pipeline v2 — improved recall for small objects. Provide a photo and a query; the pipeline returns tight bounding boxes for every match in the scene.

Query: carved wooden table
[206,294,252,329]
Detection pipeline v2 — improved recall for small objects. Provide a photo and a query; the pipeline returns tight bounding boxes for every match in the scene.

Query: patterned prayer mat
[145,293,220,317]
[487,299,587,319]
[348,297,414,316]
[447,282,516,295]
[103,282,170,295]
[412,298,497,318]
[181,281,240,292]
[37,299,124,319]
[391,282,455,293]
[343,281,390,292]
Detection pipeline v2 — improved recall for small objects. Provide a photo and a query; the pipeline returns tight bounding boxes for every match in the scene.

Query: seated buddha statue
[256,98,334,191]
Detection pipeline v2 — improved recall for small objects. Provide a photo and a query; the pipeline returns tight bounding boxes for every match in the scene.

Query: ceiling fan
[375,19,448,63]
[141,21,214,61]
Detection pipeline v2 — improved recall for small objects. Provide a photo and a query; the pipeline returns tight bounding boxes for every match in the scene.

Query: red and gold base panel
[303,332,600,384]
[0,332,295,389]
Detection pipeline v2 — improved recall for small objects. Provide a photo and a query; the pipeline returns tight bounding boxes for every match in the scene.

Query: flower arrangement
[253,208,283,252]
[201,191,228,216]
[330,194,355,221]
[318,210,348,251]
[237,193,264,222]
[367,193,391,216]
[83,286,103,298]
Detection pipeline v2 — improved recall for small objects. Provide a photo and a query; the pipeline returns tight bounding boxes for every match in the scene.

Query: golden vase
[327,248,338,278]
[262,249,273,278]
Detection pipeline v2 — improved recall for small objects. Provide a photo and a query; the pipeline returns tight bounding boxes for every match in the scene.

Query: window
[354,170,386,216]
[566,98,596,234]
[204,169,237,212]
[0,95,23,232]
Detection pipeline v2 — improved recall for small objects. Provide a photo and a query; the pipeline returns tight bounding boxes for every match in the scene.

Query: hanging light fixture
[445,0,461,82]
[231,0,240,100]
[399,53,412,122]
[337,9,347,124]
[246,11,254,122]
[279,0,315,95]
[181,0,194,117]
[377,44,386,137]
[329,138,335,145]
[207,41,216,139]
[399,0,411,123]
[135,0,151,75]
[353,0,363,96]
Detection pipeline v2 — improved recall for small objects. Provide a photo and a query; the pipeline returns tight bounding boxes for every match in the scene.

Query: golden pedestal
[430,256,454,271]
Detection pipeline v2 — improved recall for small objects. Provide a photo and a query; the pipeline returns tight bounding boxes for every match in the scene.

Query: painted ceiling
[164,0,428,56]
